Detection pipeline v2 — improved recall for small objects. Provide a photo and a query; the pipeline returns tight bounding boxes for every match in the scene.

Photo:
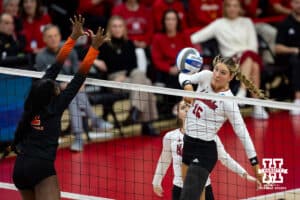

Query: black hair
[19,0,44,20]
[24,79,56,114]
[13,78,56,147]
[42,23,60,36]
[161,9,182,33]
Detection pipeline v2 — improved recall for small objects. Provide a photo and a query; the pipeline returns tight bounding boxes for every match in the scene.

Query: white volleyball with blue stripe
[176,47,203,74]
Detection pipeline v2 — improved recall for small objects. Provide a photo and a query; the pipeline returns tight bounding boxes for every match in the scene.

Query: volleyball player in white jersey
[178,55,264,200]
[152,100,258,200]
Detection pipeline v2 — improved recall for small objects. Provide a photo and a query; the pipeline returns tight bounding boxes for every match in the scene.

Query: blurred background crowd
[1,0,300,142]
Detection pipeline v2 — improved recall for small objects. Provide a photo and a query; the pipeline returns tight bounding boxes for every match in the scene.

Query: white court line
[243,188,300,200]
[0,182,114,200]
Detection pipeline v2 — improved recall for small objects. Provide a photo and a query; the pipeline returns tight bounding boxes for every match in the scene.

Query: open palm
[70,15,86,40]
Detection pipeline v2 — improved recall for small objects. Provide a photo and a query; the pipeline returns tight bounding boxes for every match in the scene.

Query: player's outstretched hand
[70,14,86,40]
[252,164,263,186]
[89,27,110,49]
[242,173,262,188]
[153,185,164,197]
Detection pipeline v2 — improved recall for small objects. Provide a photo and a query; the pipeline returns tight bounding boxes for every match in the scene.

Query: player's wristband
[249,156,259,166]
[182,80,192,88]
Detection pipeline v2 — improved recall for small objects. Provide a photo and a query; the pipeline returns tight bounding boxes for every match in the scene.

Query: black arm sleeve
[50,72,86,113]
[42,62,63,80]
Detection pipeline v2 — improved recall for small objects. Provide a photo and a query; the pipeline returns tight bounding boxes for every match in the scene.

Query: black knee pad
[205,185,215,200]
[180,163,209,200]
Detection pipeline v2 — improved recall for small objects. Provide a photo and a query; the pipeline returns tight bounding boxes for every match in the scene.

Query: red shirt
[112,4,153,45]
[21,14,51,53]
[139,0,153,8]
[270,0,291,7]
[188,0,223,28]
[78,0,113,16]
[241,0,259,18]
[269,0,291,15]
[152,0,187,32]
[151,32,192,73]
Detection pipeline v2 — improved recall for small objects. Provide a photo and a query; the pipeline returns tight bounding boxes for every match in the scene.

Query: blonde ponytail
[235,71,266,99]
[212,55,266,99]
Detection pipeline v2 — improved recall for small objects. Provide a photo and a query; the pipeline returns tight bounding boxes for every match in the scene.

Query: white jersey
[179,70,257,159]
[152,128,247,188]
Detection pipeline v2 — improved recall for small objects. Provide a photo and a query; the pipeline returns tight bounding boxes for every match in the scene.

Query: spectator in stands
[190,0,269,119]
[0,13,29,67]
[187,0,223,28]
[152,0,187,32]
[19,0,51,54]
[139,0,153,8]
[95,15,159,136]
[239,0,277,18]
[238,0,278,64]
[151,9,192,115]
[151,9,192,89]
[46,0,80,40]
[35,24,113,151]
[275,0,300,115]
[270,0,292,16]
[77,0,113,33]
[2,0,20,19]
[112,0,153,74]
[34,24,78,73]
[2,0,24,45]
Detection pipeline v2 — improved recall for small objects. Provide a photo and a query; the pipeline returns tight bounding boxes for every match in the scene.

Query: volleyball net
[0,66,299,200]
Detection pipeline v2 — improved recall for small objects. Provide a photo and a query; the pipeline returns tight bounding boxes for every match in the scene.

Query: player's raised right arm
[51,27,110,113]
[43,15,86,80]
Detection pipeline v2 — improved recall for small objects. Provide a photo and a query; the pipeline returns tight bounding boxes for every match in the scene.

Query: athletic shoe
[70,138,83,152]
[252,106,269,120]
[97,119,114,131]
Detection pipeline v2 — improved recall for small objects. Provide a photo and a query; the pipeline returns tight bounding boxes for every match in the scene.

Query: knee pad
[180,163,209,200]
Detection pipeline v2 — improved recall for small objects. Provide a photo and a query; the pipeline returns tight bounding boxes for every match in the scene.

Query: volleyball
[176,47,203,74]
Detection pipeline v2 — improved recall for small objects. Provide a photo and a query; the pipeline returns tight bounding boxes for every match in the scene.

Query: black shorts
[13,155,56,190]
[205,185,215,200]
[182,134,218,173]
[172,185,182,200]
[172,184,214,200]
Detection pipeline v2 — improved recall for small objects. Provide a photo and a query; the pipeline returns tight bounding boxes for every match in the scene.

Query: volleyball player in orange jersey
[12,15,110,200]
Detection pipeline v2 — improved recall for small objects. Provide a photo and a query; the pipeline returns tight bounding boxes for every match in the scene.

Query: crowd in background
[1,0,300,129]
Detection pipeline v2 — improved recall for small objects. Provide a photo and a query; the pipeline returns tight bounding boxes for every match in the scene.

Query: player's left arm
[216,136,247,175]
[152,134,173,197]
[215,136,259,184]
[224,101,262,183]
